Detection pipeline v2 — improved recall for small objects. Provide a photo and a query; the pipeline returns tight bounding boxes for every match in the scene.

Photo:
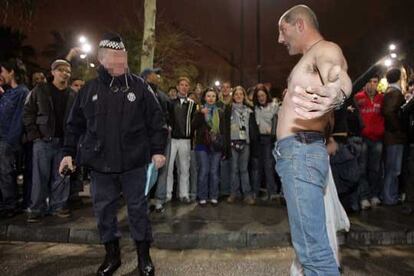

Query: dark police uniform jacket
[63,66,168,173]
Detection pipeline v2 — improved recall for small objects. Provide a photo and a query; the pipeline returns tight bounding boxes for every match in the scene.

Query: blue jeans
[154,135,171,203]
[196,150,221,200]
[274,133,339,276]
[230,144,252,197]
[383,144,404,205]
[30,138,69,214]
[190,150,198,200]
[0,141,17,211]
[219,159,231,196]
[358,138,383,200]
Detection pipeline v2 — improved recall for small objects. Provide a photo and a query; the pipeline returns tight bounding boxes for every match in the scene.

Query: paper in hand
[145,162,159,196]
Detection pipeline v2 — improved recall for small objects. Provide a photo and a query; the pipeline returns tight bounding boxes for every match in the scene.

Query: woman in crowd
[192,88,225,206]
[225,86,258,205]
[250,85,280,200]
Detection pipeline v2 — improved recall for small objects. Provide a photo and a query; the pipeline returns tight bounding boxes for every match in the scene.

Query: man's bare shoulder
[315,40,344,56]
[314,40,347,68]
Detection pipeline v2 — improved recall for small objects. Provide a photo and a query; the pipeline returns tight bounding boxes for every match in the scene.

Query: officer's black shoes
[136,241,155,276]
[97,239,121,276]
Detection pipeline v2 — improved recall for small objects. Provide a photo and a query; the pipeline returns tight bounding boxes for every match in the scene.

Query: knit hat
[98,33,125,50]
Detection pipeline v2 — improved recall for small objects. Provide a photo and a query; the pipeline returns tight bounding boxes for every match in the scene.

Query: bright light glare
[80,54,87,59]
[81,43,92,53]
[79,36,87,44]
[214,80,220,87]
[90,63,95,68]
[389,44,396,51]
[390,53,397,59]
[384,58,392,67]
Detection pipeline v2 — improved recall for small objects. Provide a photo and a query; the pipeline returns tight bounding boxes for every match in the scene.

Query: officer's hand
[59,156,75,176]
[152,154,166,169]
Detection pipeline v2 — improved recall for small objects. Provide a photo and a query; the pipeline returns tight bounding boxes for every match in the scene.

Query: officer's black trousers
[90,166,152,243]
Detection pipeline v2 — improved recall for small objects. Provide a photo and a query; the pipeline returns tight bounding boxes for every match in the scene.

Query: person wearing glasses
[23,59,76,222]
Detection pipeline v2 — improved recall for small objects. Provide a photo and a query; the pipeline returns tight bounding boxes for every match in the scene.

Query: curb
[1,224,414,249]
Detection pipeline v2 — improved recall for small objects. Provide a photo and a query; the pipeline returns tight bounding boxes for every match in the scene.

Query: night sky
[8,0,414,90]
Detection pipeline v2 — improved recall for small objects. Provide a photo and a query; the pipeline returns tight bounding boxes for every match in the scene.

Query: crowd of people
[1,55,413,222]
[0,4,414,275]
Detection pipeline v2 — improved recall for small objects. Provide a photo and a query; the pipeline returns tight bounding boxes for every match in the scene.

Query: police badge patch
[127,92,136,102]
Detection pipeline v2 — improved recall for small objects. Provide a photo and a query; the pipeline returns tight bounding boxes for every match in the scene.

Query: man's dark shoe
[136,241,154,276]
[97,239,121,276]
[27,212,42,223]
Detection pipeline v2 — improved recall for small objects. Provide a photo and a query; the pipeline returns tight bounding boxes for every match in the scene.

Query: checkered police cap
[99,33,126,50]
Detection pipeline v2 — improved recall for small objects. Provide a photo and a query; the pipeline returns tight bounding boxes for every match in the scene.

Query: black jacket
[191,107,226,151]
[401,97,414,143]
[148,83,171,125]
[383,87,407,145]
[23,83,76,141]
[169,97,196,139]
[63,66,168,173]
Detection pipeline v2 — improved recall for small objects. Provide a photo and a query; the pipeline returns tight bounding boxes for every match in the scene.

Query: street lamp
[79,35,87,44]
[384,58,393,67]
[81,43,92,53]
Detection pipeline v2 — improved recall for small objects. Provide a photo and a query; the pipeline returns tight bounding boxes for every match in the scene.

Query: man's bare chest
[287,57,324,90]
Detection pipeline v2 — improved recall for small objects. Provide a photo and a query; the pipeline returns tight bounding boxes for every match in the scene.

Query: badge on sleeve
[127,92,136,102]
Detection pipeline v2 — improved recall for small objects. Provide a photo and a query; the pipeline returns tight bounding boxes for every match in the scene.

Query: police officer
[59,33,167,276]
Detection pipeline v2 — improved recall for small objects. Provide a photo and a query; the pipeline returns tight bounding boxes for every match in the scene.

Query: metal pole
[240,0,244,86]
[256,0,261,83]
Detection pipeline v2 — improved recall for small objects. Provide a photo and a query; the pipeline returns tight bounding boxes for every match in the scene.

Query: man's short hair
[386,68,401,84]
[279,5,319,30]
[51,59,71,71]
[177,76,190,85]
[368,73,380,81]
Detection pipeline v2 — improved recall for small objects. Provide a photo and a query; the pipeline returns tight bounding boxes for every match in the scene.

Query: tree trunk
[140,0,156,70]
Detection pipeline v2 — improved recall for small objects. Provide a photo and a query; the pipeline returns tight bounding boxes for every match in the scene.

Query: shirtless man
[273,5,352,275]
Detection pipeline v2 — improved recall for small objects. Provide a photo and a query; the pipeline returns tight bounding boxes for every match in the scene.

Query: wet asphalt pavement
[1,242,414,275]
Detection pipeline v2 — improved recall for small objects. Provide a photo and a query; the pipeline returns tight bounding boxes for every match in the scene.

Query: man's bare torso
[277,41,333,139]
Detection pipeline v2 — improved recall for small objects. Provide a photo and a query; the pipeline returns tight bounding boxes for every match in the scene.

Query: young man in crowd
[354,74,385,209]
[23,59,76,222]
[166,77,196,203]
